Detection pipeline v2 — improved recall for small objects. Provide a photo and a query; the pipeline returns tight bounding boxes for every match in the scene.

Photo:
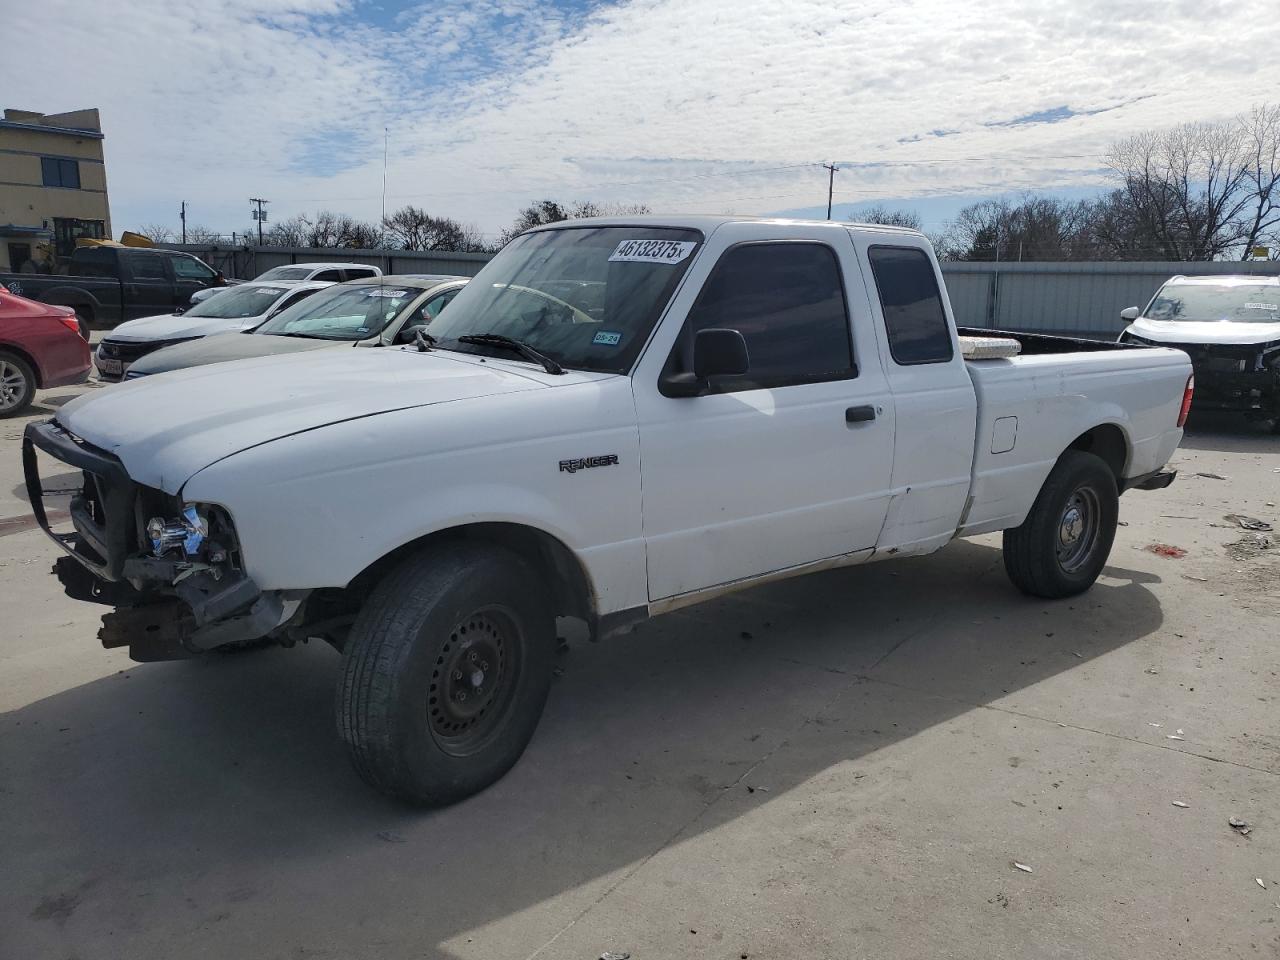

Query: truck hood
[105,312,261,343]
[1128,317,1280,346]
[57,348,568,492]
[126,331,338,376]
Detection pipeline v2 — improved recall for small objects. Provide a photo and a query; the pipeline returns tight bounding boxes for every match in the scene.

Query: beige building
[0,107,111,272]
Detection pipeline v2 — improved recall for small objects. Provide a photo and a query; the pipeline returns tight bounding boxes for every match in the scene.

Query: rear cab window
[867,246,954,365]
[125,252,168,281]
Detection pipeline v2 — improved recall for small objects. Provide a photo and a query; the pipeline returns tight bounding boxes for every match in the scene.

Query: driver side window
[665,241,856,393]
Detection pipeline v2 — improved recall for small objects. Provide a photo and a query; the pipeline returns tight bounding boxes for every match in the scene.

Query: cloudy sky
[10,0,1280,240]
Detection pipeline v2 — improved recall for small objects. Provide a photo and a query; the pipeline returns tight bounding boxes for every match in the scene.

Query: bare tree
[264,215,311,247]
[135,223,175,243]
[850,204,922,230]
[1237,103,1280,259]
[183,224,225,244]
[1106,120,1253,260]
[382,205,489,252]
[498,200,650,246]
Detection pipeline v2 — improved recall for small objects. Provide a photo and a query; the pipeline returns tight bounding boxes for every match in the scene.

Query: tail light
[1177,373,1194,427]
[56,315,82,336]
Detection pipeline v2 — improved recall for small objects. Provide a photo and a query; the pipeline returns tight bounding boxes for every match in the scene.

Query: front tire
[337,543,555,805]
[0,350,36,417]
[1003,450,1118,599]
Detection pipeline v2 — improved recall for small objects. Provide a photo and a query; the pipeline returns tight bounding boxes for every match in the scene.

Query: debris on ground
[1225,533,1276,561]
[1145,668,1160,675]
[1229,817,1252,836]
[1013,861,1033,873]
[601,952,632,960]
[1224,514,1274,532]
[1182,575,1210,582]
[1196,472,1229,480]
[1172,800,1189,808]
[1167,735,1185,741]
[988,892,1011,908]
[1258,878,1267,890]
[746,785,770,794]
[1145,543,1187,559]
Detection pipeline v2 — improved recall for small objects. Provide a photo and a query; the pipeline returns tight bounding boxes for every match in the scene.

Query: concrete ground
[1,380,1277,960]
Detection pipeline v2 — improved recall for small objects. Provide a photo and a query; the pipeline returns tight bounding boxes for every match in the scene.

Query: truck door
[119,251,177,321]
[633,223,896,602]
[169,254,220,308]
[853,240,978,555]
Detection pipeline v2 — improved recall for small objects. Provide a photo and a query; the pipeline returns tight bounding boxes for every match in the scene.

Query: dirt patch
[1225,533,1276,561]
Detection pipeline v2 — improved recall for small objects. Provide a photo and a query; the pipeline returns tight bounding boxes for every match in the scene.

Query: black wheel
[1003,450,1118,599]
[0,350,36,417]
[337,543,555,805]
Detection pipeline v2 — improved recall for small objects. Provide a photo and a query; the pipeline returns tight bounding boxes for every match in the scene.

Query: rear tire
[337,542,555,805]
[0,350,36,417]
[1003,450,1118,599]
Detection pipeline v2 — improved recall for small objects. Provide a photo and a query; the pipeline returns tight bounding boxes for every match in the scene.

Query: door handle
[845,405,876,423]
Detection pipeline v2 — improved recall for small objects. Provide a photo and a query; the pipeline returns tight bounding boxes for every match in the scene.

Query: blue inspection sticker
[593,330,622,346]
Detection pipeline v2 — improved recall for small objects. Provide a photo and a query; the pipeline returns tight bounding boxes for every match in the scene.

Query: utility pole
[180,201,187,244]
[250,197,269,245]
[822,163,838,220]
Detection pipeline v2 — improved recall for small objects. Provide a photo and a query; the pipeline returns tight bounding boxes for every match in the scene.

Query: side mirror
[661,328,750,397]
[396,324,425,345]
[1120,306,1140,321]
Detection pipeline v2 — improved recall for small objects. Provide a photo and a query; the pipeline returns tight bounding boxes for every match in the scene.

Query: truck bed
[956,329,1190,539]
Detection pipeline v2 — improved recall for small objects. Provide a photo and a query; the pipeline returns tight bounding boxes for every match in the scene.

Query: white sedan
[189,262,382,305]
[95,280,331,382]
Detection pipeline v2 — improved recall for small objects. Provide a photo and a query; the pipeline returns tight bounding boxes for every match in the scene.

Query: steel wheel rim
[426,607,522,757]
[1056,485,1101,574]
[0,360,27,411]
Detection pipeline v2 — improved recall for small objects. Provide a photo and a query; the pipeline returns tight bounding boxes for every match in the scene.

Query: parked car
[189,262,383,305]
[0,246,227,335]
[1118,274,1280,430]
[126,276,467,378]
[94,280,331,381]
[0,288,92,416]
[23,216,1192,803]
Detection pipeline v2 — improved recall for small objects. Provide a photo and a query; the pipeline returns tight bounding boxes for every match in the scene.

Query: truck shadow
[2,539,1165,957]
[1180,410,1277,453]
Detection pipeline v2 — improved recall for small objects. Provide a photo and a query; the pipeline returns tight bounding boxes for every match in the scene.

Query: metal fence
[940,260,1280,341]
[159,243,495,280]
[165,243,1280,342]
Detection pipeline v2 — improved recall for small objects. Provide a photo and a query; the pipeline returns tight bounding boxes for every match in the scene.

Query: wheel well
[0,342,43,389]
[1066,424,1127,482]
[346,523,595,626]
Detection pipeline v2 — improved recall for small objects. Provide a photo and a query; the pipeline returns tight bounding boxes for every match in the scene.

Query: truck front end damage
[23,419,299,661]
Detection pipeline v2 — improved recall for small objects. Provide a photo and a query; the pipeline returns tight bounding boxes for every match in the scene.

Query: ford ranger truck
[22,217,1194,804]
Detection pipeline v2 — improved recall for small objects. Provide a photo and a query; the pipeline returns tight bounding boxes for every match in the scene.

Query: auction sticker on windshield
[367,289,409,298]
[609,239,697,264]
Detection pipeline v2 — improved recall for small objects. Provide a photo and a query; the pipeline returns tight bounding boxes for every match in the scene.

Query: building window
[40,157,81,189]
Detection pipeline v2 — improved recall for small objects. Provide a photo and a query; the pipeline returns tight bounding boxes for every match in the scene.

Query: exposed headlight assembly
[146,505,209,558]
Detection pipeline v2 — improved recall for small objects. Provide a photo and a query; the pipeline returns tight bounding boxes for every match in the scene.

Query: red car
[0,287,92,417]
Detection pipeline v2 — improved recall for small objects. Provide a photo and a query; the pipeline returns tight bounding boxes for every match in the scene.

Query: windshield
[256,266,312,281]
[427,226,702,373]
[1146,284,1280,323]
[255,284,418,340]
[184,285,287,319]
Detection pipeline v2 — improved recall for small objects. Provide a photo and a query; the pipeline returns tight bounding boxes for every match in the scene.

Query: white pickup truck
[23,217,1193,804]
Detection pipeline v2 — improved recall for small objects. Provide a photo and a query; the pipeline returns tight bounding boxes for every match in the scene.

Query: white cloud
[7,0,1279,237]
